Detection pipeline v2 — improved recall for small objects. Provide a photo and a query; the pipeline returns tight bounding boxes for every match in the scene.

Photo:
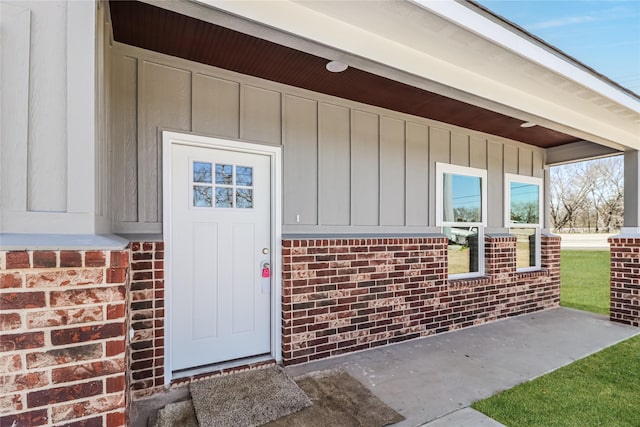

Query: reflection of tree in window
[193,162,212,183]
[236,189,253,208]
[193,186,212,207]
[444,174,481,222]
[510,182,539,224]
[215,164,233,185]
[215,188,233,208]
[236,166,253,186]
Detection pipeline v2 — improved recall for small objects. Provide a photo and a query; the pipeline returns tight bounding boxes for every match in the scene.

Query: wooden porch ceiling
[109,0,581,148]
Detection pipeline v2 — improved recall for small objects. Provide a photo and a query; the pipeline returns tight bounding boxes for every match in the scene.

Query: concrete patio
[285,307,639,427]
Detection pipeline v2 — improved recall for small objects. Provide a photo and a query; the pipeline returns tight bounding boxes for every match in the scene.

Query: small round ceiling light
[326,60,348,73]
[520,122,537,128]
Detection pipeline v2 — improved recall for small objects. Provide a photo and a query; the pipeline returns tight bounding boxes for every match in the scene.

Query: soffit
[108,0,636,149]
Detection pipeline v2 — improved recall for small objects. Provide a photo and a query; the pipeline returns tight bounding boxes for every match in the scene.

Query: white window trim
[436,163,488,279]
[436,163,488,227]
[504,173,543,272]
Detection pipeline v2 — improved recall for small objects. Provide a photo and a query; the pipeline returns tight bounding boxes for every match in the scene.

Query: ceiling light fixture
[326,60,348,73]
[520,122,537,128]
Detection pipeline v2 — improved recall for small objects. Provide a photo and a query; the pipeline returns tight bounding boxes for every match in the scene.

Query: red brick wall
[281,234,561,365]
[127,242,165,400]
[609,237,640,327]
[0,249,129,427]
[123,234,561,396]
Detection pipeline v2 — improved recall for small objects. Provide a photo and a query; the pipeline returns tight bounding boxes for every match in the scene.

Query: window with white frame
[436,163,487,278]
[504,174,543,271]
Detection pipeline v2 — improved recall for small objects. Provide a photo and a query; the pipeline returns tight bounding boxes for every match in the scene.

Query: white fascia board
[414,0,639,112]
[194,0,638,149]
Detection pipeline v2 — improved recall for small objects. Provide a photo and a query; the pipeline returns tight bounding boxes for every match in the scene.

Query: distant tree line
[550,156,623,233]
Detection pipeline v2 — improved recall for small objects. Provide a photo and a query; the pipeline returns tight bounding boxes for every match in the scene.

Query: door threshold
[171,354,274,383]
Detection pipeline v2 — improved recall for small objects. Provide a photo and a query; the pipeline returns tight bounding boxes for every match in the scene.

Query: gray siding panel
[111,55,139,223]
[380,117,406,226]
[470,137,487,169]
[109,45,548,235]
[283,95,318,225]
[503,144,518,175]
[351,110,380,226]
[1,5,30,213]
[140,61,191,223]
[193,74,240,139]
[519,148,533,176]
[533,151,544,178]
[319,103,350,225]
[241,85,281,144]
[451,132,469,167]
[405,122,429,226]
[429,127,451,225]
[487,141,504,227]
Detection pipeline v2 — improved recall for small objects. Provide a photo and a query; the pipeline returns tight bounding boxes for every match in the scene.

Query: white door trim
[162,131,282,385]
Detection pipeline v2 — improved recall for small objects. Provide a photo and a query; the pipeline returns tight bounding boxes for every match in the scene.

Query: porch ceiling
[109,0,582,149]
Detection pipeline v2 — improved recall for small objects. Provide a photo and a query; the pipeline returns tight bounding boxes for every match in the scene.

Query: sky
[476,0,640,94]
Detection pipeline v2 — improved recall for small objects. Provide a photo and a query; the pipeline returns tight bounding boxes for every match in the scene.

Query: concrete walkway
[285,308,639,427]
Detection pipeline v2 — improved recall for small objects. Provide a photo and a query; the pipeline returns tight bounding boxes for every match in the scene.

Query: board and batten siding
[109,43,545,235]
[0,1,111,235]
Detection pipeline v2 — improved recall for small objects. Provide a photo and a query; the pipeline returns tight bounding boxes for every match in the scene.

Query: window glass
[193,162,212,183]
[193,161,256,209]
[215,164,233,185]
[443,173,482,223]
[215,187,233,208]
[510,181,539,224]
[505,174,543,271]
[193,186,212,207]
[236,166,253,186]
[236,189,253,208]
[444,226,480,275]
[510,227,537,269]
[437,163,487,278]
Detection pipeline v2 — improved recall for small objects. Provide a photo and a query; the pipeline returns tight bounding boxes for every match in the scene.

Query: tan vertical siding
[192,74,240,139]
[318,103,351,225]
[283,95,318,225]
[110,43,545,234]
[405,122,429,226]
[139,61,192,223]
[351,110,380,226]
[380,117,406,226]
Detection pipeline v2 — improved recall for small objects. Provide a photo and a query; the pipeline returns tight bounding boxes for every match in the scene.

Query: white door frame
[162,131,282,384]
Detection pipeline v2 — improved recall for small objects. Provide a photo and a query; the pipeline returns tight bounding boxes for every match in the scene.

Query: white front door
[169,142,272,372]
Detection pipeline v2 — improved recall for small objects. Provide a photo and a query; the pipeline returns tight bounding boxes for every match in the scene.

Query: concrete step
[151,400,199,427]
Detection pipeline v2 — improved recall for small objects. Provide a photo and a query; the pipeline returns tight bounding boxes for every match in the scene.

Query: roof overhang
[109,0,640,155]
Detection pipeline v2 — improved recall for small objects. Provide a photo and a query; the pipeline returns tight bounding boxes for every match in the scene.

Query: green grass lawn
[472,334,640,427]
[560,250,610,315]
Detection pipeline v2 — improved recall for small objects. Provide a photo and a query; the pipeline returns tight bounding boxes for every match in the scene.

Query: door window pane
[236,189,253,208]
[215,188,233,208]
[193,186,212,207]
[236,166,253,186]
[215,164,233,185]
[193,161,256,209]
[193,162,212,183]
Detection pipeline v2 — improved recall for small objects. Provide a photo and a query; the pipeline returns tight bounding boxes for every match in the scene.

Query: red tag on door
[262,267,270,278]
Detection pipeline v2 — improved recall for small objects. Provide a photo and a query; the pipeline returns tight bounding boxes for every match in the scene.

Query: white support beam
[624,151,640,229]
